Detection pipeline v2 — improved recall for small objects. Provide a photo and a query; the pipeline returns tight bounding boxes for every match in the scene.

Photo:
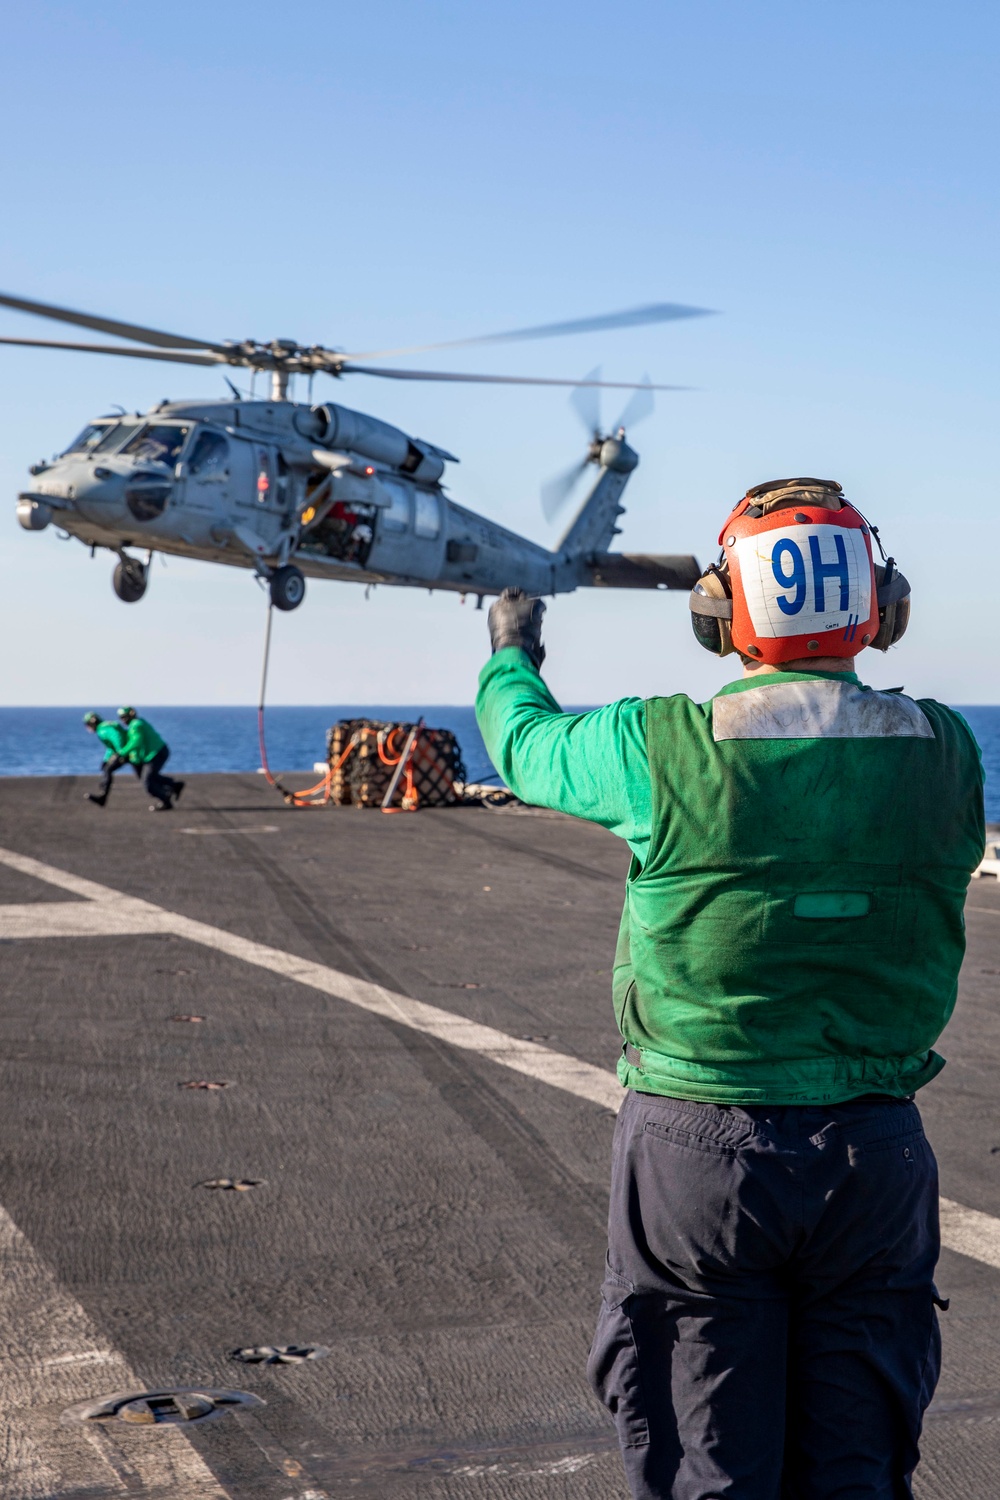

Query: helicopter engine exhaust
[307,403,450,483]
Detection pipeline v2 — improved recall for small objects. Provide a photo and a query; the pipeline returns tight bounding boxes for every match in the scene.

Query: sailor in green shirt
[117,706,185,811]
[476,478,984,1500]
[82,712,133,807]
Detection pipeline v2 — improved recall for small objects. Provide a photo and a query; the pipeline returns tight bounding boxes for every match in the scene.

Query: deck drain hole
[198,1177,265,1191]
[231,1344,331,1365]
[179,1080,232,1090]
[62,1387,263,1427]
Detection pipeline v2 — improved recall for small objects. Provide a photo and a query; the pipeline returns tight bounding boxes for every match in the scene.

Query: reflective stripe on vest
[713,678,934,742]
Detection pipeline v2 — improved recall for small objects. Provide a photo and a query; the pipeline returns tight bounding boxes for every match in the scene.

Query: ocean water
[0,706,498,787]
[2,704,999,821]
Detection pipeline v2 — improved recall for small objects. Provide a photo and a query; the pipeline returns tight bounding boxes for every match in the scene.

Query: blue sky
[0,0,996,705]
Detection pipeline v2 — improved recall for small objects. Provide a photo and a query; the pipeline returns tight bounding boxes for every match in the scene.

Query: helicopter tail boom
[582,552,701,590]
[554,435,638,558]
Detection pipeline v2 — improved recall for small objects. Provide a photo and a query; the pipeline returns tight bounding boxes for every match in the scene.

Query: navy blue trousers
[144,744,178,806]
[97,753,127,798]
[588,1090,943,1500]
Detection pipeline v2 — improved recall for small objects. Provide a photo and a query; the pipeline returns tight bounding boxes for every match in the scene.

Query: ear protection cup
[871,561,911,651]
[689,563,734,656]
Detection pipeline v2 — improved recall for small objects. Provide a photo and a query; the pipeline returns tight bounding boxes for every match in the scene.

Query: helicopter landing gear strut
[113,551,149,603]
[269,564,306,611]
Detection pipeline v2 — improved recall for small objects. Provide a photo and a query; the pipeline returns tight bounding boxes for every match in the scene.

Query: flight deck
[1,773,999,1499]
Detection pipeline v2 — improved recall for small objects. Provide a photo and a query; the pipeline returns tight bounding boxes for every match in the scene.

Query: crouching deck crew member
[82,711,130,808]
[117,706,185,812]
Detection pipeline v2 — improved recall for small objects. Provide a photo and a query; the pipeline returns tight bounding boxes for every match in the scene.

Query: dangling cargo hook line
[257,601,453,813]
[257,601,289,796]
[256,597,326,810]
[257,598,356,807]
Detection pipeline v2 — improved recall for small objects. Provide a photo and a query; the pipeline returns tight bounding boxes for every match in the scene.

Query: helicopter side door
[228,439,293,551]
[178,428,231,515]
[367,479,444,581]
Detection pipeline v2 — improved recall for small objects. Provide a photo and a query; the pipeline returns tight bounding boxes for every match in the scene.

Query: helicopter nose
[123,471,173,522]
[71,466,128,522]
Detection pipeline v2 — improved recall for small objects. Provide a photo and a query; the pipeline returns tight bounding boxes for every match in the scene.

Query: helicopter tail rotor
[569,367,603,442]
[541,455,592,522]
[540,373,656,522]
[614,375,655,435]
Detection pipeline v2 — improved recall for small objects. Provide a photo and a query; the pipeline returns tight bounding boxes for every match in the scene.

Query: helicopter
[3,290,707,611]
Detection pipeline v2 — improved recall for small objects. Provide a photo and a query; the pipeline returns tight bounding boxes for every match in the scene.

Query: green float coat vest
[95,722,126,761]
[122,718,166,765]
[615,676,985,1103]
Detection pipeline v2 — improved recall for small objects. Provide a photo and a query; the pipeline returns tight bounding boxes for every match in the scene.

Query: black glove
[488,588,546,668]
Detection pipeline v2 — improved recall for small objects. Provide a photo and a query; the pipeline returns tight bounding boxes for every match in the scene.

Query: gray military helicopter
[3,290,706,610]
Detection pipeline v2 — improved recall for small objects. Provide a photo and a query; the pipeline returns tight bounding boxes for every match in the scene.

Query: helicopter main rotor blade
[0,336,224,366]
[339,363,687,391]
[342,302,714,362]
[0,291,230,353]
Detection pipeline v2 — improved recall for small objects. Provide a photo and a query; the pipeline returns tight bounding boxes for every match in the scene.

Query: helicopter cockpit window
[62,423,109,456]
[187,430,229,477]
[413,490,441,540]
[92,422,143,454]
[381,479,410,533]
[122,424,191,467]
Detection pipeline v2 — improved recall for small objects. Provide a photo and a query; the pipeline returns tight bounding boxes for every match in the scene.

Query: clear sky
[0,1,996,707]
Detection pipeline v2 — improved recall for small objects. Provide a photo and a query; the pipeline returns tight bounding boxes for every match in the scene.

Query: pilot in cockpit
[127,425,187,468]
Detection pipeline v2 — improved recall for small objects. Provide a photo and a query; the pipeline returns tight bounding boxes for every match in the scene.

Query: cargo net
[326,719,467,810]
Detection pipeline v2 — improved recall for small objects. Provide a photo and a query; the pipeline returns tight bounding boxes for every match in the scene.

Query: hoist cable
[257,595,350,807]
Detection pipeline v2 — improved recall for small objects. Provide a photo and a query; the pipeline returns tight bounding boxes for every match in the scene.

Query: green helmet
[118,705,137,722]
[83,712,101,727]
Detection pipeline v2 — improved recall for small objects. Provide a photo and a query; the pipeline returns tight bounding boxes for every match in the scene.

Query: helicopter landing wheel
[269,564,306,611]
[113,557,148,603]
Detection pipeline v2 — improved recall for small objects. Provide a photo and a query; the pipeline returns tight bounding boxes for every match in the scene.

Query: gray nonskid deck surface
[0,772,997,1498]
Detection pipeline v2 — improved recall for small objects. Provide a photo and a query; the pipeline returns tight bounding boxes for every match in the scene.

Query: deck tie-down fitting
[231,1344,331,1365]
[62,1387,264,1427]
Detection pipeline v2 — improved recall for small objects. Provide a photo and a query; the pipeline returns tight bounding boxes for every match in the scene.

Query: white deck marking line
[939,1199,1000,1271]
[178,825,278,835]
[0,1202,230,1499]
[1,845,999,1273]
[41,1348,115,1367]
[0,902,173,938]
[0,845,622,1113]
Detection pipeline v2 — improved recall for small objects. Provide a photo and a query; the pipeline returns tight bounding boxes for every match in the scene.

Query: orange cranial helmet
[689,478,910,664]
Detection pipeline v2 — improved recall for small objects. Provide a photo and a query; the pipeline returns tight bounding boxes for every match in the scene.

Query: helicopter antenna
[224,376,242,402]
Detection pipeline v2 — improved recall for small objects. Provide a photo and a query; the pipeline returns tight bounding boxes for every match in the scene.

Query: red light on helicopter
[364,466,374,475]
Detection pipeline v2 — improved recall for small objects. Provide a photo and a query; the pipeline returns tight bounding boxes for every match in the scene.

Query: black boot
[172,780,186,804]
[87,792,107,808]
